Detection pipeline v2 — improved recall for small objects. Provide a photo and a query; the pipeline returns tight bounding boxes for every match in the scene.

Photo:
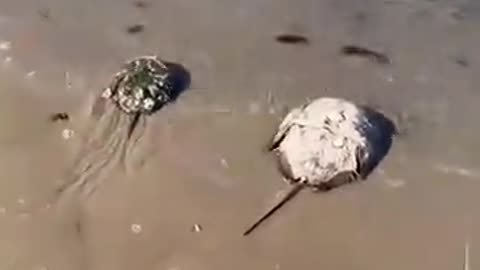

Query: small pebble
[50,112,69,122]
[131,223,142,234]
[126,24,145,34]
[220,158,229,169]
[3,56,12,64]
[26,71,36,78]
[191,224,203,232]
[0,41,11,51]
[61,128,74,140]
[0,207,6,214]
[17,198,25,205]
[275,34,310,45]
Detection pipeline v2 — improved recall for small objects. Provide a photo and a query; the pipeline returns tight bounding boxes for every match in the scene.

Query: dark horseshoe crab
[243,97,396,236]
[39,56,189,211]
[101,55,175,116]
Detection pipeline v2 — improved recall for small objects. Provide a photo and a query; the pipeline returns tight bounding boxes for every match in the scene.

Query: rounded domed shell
[270,97,392,189]
[102,56,174,115]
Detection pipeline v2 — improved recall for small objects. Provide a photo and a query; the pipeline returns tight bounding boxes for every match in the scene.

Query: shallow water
[0,0,479,269]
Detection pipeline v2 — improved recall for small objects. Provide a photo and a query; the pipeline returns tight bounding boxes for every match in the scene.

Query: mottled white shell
[271,97,373,187]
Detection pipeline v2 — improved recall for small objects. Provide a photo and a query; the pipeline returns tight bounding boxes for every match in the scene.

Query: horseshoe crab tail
[127,112,141,140]
[243,183,304,236]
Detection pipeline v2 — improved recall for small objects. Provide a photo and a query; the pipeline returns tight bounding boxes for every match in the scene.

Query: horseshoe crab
[46,56,187,209]
[243,97,396,236]
[101,55,174,116]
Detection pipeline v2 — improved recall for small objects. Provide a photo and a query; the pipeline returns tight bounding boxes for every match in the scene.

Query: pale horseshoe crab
[243,97,396,236]
[41,56,190,211]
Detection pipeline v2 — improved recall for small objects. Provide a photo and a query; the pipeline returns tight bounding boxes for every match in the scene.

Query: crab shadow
[151,61,191,114]
[357,106,397,179]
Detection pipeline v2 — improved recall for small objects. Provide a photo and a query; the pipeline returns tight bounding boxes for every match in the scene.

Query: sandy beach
[0,0,478,269]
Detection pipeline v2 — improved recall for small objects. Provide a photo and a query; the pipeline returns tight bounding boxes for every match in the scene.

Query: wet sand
[0,0,479,269]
